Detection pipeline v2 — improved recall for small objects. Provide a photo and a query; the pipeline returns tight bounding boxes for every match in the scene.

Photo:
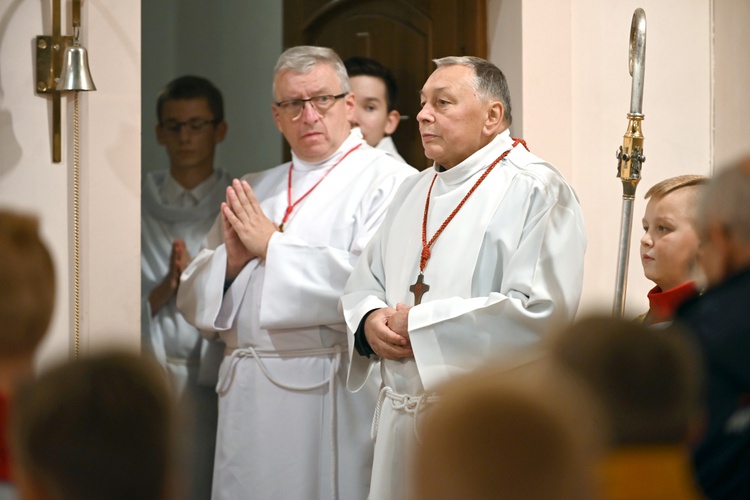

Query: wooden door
[284,0,487,170]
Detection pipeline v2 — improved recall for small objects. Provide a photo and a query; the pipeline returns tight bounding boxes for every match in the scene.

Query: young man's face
[640,188,701,291]
[156,98,226,174]
[349,75,399,147]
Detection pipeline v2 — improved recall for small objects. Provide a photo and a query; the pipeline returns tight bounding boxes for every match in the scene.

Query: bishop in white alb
[341,130,587,499]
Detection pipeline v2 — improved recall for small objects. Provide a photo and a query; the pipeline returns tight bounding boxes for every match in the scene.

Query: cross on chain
[409,273,430,305]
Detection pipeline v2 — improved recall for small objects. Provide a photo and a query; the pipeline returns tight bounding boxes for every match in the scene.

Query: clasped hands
[222,179,278,280]
[364,304,414,360]
[149,238,191,315]
[222,179,414,361]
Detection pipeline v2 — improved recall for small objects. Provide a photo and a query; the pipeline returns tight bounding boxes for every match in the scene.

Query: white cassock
[141,167,231,500]
[177,129,416,500]
[375,135,405,163]
[341,130,587,500]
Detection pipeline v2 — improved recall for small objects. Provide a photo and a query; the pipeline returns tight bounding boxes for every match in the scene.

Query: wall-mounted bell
[56,39,96,91]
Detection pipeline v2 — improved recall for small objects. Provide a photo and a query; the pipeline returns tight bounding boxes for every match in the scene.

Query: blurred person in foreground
[411,357,605,500]
[0,210,55,499]
[675,156,750,499]
[552,315,705,500]
[9,352,176,500]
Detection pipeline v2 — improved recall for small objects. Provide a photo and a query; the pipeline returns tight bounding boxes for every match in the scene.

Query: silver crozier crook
[613,8,647,316]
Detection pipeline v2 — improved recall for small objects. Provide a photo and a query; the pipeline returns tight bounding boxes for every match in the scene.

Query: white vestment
[375,135,405,163]
[341,131,587,500]
[177,130,416,500]
[141,167,232,500]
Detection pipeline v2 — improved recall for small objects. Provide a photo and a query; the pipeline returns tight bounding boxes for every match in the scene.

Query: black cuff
[354,309,379,358]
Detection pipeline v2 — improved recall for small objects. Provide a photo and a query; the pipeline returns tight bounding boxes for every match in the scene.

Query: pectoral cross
[409,273,430,305]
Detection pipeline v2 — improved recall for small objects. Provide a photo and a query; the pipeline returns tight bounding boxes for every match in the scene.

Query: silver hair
[433,56,513,126]
[697,158,750,243]
[273,46,350,98]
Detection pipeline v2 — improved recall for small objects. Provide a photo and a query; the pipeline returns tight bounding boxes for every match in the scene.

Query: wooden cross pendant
[409,273,430,305]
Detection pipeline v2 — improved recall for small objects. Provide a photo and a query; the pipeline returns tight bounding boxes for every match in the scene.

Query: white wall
[488,0,524,138]
[713,0,750,168]
[489,0,720,318]
[0,0,141,367]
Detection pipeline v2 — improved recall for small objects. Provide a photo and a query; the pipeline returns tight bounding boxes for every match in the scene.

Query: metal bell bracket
[35,0,89,163]
[35,35,74,95]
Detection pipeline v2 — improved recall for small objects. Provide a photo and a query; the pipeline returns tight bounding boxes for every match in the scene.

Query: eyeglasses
[160,118,219,134]
[274,93,348,120]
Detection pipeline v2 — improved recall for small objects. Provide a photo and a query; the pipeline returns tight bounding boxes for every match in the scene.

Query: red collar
[0,392,10,481]
[646,282,698,324]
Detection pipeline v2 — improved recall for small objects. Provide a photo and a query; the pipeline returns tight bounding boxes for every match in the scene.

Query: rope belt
[217,344,343,500]
[164,355,200,366]
[372,385,439,443]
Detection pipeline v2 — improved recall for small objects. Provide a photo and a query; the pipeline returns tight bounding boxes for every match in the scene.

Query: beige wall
[713,0,750,168]
[488,0,732,317]
[0,0,141,368]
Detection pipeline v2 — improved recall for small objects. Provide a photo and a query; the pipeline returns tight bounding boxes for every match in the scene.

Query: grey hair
[696,158,750,243]
[434,56,513,126]
[273,46,351,98]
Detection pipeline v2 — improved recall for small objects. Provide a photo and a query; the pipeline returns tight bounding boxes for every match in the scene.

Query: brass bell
[56,39,96,91]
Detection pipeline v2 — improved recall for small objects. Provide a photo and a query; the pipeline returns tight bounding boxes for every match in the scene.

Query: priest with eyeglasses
[177,46,415,500]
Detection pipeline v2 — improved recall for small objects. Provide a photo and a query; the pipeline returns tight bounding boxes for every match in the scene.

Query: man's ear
[709,223,732,255]
[719,224,750,277]
[271,104,284,133]
[702,222,733,284]
[344,92,356,123]
[482,101,505,136]
[213,120,228,144]
[384,110,401,136]
[156,123,167,145]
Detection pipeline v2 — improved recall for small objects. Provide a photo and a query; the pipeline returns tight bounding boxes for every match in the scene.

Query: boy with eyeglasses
[141,75,231,500]
[177,46,415,500]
